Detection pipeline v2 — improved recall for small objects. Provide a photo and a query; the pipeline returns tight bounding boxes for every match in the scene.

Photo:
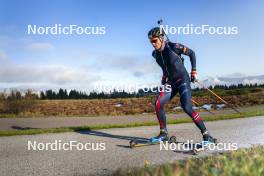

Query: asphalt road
[0,116,264,176]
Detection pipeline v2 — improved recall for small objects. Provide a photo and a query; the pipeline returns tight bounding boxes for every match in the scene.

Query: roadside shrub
[1,90,38,115]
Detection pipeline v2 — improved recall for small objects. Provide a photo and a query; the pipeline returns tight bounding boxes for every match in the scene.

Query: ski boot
[149,129,169,144]
[202,131,217,146]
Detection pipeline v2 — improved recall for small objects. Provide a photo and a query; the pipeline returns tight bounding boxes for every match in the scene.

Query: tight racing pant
[154,81,207,134]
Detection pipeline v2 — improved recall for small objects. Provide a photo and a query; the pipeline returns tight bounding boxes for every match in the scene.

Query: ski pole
[192,99,215,115]
[195,81,242,114]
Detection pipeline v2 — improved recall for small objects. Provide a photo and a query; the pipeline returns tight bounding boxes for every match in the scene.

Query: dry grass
[0,91,263,117]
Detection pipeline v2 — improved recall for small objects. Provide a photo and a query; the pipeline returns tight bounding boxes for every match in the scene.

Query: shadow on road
[77,130,148,141]
[11,126,39,130]
[76,130,149,148]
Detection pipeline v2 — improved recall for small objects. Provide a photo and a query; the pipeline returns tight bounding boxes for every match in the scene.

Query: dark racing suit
[152,41,207,134]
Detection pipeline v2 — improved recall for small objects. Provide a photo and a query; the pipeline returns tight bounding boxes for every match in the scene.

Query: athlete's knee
[181,103,193,114]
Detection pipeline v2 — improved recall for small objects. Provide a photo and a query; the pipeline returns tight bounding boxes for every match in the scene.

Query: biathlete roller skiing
[130,20,218,150]
[148,22,216,143]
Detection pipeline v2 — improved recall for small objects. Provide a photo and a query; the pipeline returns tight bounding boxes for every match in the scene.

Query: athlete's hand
[161,76,168,85]
[190,69,197,83]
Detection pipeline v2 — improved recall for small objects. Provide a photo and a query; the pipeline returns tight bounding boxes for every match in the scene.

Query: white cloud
[80,51,160,78]
[0,63,100,89]
[0,42,161,90]
[200,73,264,87]
[26,42,54,51]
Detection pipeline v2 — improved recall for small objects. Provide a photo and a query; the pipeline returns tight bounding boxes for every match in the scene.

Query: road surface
[0,116,264,176]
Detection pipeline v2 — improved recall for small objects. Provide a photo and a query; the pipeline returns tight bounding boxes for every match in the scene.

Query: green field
[114,145,264,176]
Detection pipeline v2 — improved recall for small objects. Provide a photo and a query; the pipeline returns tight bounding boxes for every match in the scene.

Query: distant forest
[0,83,263,100]
[39,83,264,100]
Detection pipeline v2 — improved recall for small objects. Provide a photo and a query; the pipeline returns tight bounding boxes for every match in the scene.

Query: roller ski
[129,130,177,149]
[192,132,217,155]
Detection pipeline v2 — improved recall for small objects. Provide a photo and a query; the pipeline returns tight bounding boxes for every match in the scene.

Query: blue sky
[0,0,263,91]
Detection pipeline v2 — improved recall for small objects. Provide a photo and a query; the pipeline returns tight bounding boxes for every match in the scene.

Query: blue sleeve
[172,42,197,70]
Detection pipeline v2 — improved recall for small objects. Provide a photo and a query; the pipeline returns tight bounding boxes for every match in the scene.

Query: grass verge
[0,109,264,137]
[114,145,264,176]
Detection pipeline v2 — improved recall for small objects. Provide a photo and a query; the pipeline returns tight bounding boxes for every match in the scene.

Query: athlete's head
[148,27,165,50]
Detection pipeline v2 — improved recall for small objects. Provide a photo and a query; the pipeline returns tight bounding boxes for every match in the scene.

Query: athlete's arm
[174,43,196,71]
[173,43,198,82]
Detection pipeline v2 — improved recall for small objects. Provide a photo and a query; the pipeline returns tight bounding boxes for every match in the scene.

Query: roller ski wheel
[193,138,218,155]
[129,139,138,149]
[168,136,177,144]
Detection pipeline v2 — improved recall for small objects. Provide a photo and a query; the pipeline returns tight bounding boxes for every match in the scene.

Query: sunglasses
[150,39,158,43]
